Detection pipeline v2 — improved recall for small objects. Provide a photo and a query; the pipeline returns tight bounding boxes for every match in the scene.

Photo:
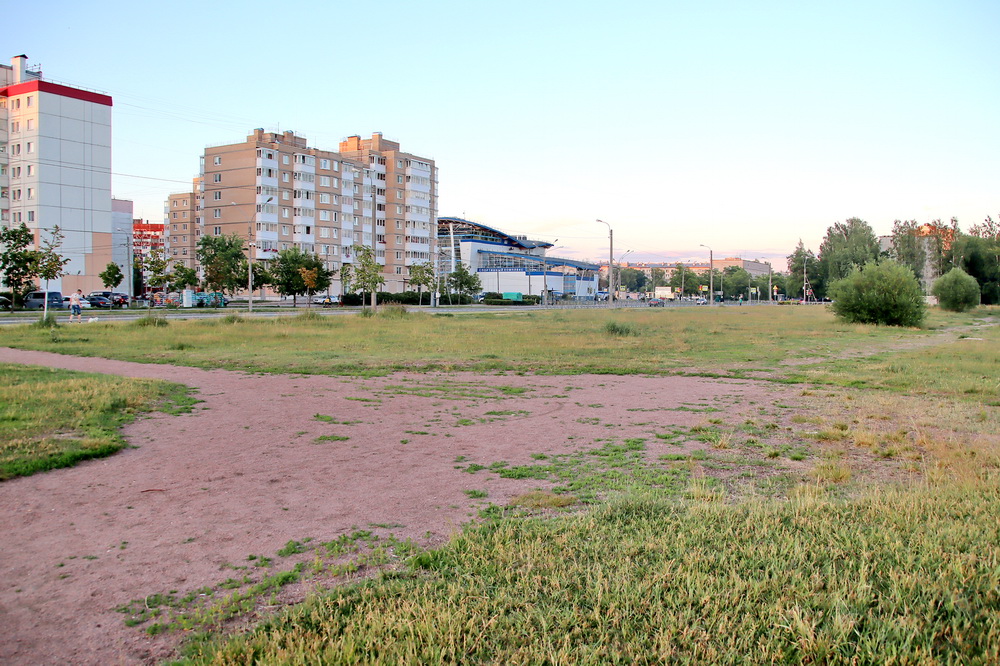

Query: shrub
[828,260,925,327]
[604,321,639,337]
[30,314,59,329]
[932,267,980,312]
[377,304,408,319]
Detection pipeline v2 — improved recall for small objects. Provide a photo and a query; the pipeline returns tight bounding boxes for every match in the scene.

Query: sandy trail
[0,347,798,664]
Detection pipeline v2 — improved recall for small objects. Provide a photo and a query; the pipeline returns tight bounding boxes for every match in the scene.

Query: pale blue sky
[11,0,1000,267]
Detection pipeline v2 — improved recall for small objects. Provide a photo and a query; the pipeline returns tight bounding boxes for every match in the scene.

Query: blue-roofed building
[437,217,599,300]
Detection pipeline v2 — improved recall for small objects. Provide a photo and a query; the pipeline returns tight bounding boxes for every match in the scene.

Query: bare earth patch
[0,347,896,665]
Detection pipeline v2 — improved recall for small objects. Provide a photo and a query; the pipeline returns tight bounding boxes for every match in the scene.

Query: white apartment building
[1,54,114,294]
[170,130,436,296]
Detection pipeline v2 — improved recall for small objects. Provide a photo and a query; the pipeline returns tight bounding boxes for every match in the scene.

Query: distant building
[169,130,436,296]
[1,54,114,293]
[602,257,773,283]
[165,182,199,270]
[438,216,599,299]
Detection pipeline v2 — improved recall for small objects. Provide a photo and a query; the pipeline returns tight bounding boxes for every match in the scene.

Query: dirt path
[0,348,802,665]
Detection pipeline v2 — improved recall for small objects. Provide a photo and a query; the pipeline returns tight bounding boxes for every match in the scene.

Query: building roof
[438,216,553,250]
[475,248,599,271]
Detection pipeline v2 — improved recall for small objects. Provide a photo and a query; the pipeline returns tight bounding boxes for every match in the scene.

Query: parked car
[648,298,665,307]
[695,297,708,305]
[63,296,92,309]
[89,291,128,307]
[0,295,11,310]
[24,291,64,310]
[87,296,113,309]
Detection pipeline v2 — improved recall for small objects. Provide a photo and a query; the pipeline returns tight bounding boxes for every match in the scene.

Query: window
[213,209,221,218]
[26,95,33,107]
[282,172,289,182]
[27,211,34,222]
[281,225,290,236]
[395,266,403,274]
[26,119,33,131]
[282,155,289,165]
[397,175,403,184]
[183,223,188,230]
[172,213,178,220]
[214,155,222,165]
[320,159,330,170]
[26,165,32,176]
[320,175,330,187]
[397,160,403,168]
[213,226,222,235]
[26,188,33,199]
[213,173,222,183]
[282,208,290,218]
[213,191,222,200]
[26,142,33,153]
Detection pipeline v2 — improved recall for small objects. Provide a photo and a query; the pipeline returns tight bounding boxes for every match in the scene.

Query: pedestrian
[68,289,84,323]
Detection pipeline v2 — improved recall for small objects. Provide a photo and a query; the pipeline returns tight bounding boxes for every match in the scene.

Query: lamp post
[617,249,634,300]
[700,244,713,304]
[596,219,614,306]
[115,226,133,300]
[247,196,274,314]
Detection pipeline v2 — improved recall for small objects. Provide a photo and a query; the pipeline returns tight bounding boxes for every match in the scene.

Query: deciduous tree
[197,234,247,296]
[408,262,435,305]
[0,223,38,307]
[817,217,880,295]
[340,245,384,308]
[99,262,124,291]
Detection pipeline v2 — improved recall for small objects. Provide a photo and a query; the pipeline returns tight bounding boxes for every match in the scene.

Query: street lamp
[596,219,614,305]
[115,226,133,300]
[616,249,634,299]
[700,244,713,304]
[247,196,274,314]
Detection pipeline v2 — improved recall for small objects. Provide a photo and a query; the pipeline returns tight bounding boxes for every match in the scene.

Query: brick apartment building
[166,130,436,297]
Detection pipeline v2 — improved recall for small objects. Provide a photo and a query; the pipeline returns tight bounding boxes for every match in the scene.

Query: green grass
[179,480,1000,665]
[0,363,196,480]
[2,306,981,378]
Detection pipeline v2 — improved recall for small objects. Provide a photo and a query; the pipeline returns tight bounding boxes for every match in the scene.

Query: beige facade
[167,130,436,296]
[165,183,199,269]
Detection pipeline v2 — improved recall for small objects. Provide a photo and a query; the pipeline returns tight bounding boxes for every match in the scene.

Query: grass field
[0,306,991,381]
[0,364,196,480]
[3,305,999,663]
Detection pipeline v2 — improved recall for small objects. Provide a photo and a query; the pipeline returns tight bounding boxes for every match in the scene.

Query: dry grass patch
[510,490,576,509]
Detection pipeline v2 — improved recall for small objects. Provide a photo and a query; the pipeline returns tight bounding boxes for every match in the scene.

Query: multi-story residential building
[173,129,436,297]
[1,54,114,294]
[132,220,164,296]
[338,133,437,293]
[165,181,199,269]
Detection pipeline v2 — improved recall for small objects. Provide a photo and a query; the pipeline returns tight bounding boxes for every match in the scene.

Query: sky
[9,0,1000,269]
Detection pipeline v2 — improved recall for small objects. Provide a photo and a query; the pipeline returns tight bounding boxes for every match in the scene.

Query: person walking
[68,289,84,323]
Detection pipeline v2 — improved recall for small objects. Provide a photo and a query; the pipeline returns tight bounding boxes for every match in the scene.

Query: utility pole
[597,219,613,306]
[700,244,713,304]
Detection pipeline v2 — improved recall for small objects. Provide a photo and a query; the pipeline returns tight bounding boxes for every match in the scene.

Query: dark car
[87,296,113,309]
[24,291,64,310]
[89,291,128,307]
[648,298,665,307]
[0,295,11,310]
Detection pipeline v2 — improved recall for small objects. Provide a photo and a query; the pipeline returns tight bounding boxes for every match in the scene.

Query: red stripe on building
[0,80,112,106]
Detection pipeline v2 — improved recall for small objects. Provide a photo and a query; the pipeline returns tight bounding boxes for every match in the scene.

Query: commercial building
[438,216,599,299]
[1,54,114,293]
[169,130,436,297]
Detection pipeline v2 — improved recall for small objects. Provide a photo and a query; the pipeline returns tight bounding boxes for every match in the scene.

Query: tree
[197,234,247,296]
[816,217,880,296]
[649,268,667,289]
[36,226,70,319]
[828,261,925,327]
[0,223,38,307]
[139,248,170,308]
[269,247,333,307]
[924,218,960,280]
[932,267,980,312]
[618,267,647,293]
[722,267,752,301]
[408,262,435,305]
[889,220,926,284]
[99,262,124,291]
[447,261,482,299]
[169,265,198,291]
[786,241,820,299]
[668,263,700,297]
[340,245,385,308]
[955,216,1000,304]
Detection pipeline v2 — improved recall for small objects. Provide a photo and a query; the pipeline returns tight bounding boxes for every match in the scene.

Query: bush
[932,268,981,312]
[604,321,639,337]
[132,315,168,328]
[828,261,925,327]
